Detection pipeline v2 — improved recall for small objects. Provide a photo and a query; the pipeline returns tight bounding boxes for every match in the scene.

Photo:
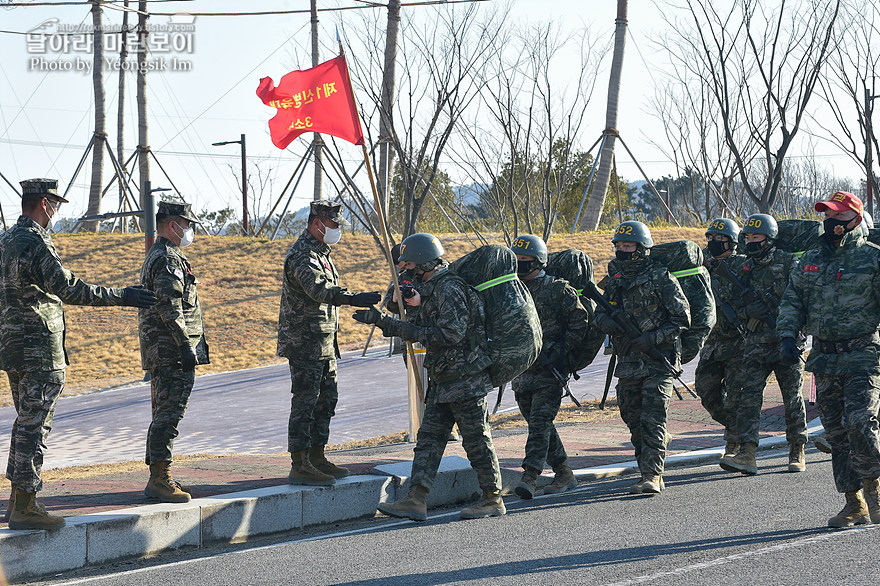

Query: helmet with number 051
[705,217,740,240]
[510,234,548,264]
[397,233,445,264]
[611,220,653,248]
[741,214,778,239]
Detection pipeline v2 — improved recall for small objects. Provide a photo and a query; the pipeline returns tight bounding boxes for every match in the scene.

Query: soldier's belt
[814,332,880,354]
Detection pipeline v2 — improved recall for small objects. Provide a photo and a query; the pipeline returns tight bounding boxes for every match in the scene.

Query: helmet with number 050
[741,214,778,239]
[705,218,740,240]
[510,234,548,264]
[397,233,445,264]
[611,221,653,248]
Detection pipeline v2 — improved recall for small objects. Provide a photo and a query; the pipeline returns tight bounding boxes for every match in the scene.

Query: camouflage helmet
[612,221,653,248]
[398,233,444,264]
[706,217,740,240]
[742,213,778,239]
[510,234,548,264]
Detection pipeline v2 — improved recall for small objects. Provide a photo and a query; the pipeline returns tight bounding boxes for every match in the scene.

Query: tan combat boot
[144,461,192,503]
[814,435,832,454]
[514,466,540,500]
[3,488,14,523]
[788,443,806,473]
[723,442,739,459]
[544,462,578,495]
[460,489,506,519]
[377,484,429,521]
[828,490,869,528]
[629,473,647,495]
[863,477,880,524]
[8,489,66,530]
[642,474,664,495]
[720,442,757,475]
[308,445,350,479]
[288,451,335,486]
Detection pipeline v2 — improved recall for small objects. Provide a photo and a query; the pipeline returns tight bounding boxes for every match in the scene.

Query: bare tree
[658,0,840,214]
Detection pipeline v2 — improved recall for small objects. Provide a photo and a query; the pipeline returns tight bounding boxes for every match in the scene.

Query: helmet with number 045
[611,220,653,248]
[397,233,445,264]
[510,234,548,264]
[742,214,778,239]
[705,218,740,240]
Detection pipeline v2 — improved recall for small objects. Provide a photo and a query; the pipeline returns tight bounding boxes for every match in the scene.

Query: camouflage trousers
[694,346,743,439]
[731,353,807,446]
[814,371,880,493]
[513,381,568,472]
[5,370,64,492]
[616,373,673,476]
[410,394,501,493]
[145,366,194,465]
[287,359,337,454]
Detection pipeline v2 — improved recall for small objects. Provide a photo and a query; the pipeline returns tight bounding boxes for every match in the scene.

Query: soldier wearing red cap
[777,191,880,528]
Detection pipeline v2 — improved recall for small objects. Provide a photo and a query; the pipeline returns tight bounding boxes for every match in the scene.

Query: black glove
[779,337,800,366]
[179,343,197,371]
[350,292,382,307]
[631,332,656,353]
[594,311,625,336]
[122,285,157,308]
[352,307,382,325]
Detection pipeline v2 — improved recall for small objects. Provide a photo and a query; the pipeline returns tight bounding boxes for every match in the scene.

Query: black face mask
[516,260,534,276]
[615,250,635,262]
[822,217,854,241]
[707,240,729,258]
[745,241,765,255]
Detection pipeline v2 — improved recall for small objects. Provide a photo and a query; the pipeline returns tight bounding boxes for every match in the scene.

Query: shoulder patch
[309,257,321,269]
[166,265,184,280]
[803,265,819,272]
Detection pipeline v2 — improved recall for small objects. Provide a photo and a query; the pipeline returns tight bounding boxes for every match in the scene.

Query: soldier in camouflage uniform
[593,221,690,495]
[695,218,747,465]
[354,233,504,521]
[278,200,380,486]
[777,192,880,528]
[139,200,209,504]
[510,235,587,499]
[0,178,156,530]
[721,214,808,476]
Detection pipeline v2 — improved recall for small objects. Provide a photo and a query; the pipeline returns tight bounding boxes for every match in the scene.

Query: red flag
[256,55,364,149]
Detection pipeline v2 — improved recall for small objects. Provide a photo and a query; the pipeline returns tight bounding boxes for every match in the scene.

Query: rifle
[582,281,697,399]
[549,365,582,409]
[719,300,747,339]
[714,260,778,332]
[599,339,616,410]
[492,383,506,415]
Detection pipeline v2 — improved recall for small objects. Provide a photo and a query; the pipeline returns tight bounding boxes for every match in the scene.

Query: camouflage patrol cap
[19,178,69,203]
[310,199,349,226]
[157,199,201,224]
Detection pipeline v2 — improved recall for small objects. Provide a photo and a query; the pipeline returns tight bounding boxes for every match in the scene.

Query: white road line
[601,524,880,586]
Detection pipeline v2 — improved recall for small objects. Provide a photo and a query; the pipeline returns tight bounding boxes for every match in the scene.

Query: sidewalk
[0,386,820,582]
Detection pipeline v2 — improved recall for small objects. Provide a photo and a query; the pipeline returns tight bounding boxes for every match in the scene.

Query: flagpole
[337,44,425,439]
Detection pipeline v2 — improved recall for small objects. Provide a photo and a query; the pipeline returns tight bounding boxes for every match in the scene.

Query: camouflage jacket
[777,230,880,374]
[138,237,208,370]
[599,258,691,378]
[514,271,588,388]
[0,215,127,371]
[277,230,356,361]
[700,251,746,359]
[408,267,492,403]
[735,247,797,348]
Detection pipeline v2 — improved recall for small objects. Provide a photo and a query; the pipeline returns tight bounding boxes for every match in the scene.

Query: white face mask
[172,221,195,247]
[321,224,342,245]
[45,200,59,230]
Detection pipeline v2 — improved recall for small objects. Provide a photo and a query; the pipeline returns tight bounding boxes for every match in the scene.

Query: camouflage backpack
[651,240,716,364]
[737,219,822,254]
[450,245,543,387]
[544,249,604,373]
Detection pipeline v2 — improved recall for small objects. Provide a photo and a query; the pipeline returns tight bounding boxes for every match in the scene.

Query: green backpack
[450,245,543,387]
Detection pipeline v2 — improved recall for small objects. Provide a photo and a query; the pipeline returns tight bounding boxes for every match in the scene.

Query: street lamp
[865,90,879,217]
[212,134,248,235]
[659,189,669,223]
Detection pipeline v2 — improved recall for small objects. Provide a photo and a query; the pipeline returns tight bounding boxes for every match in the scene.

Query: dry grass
[0,228,705,407]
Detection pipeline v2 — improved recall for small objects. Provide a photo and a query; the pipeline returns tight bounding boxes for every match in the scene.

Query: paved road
[33,449,877,586]
[0,348,697,470]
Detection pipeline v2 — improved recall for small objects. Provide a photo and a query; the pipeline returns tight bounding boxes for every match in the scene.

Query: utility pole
[866,88,879,217]
[137,0,150,226]
[311,0,323,201]
[378,0,401,219]
[85,1,106,231]
[117,0,130,232]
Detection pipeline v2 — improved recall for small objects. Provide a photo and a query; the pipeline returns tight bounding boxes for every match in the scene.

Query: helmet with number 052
[611,220,653,248]
[510,234,548,264]
[705,217,740,240]
[741,214,778,239]
[397,233,445,264]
